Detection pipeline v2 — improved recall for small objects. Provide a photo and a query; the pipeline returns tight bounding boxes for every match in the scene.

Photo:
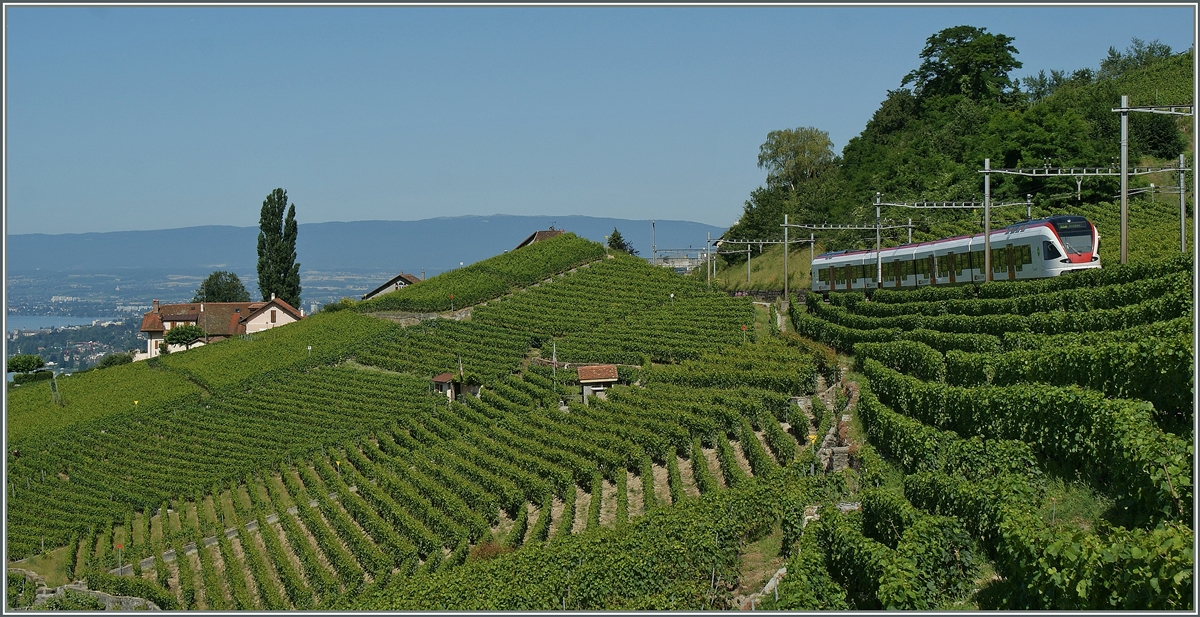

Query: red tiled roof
[432,372,455,383]
[141,301,270,337]
[577,364,619,383]
[140,312,164,333]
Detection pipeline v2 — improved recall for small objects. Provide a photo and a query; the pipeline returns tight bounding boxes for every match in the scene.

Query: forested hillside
[724,31,1193,259]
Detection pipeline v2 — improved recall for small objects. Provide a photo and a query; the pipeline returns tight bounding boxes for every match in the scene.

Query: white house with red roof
[138,294,304,359]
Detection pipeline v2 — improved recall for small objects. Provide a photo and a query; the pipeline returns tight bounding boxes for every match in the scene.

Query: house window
[271,309,277,323]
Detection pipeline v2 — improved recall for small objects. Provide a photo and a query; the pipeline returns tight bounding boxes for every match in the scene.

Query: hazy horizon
[6,5,1195,235]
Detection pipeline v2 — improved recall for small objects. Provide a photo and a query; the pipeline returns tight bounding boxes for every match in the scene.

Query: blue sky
[5,5,1195,235]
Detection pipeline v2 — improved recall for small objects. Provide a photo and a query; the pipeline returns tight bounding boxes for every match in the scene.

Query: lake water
[5,316,120,332]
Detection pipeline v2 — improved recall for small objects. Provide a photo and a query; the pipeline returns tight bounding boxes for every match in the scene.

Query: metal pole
[984,158,992,282]
[1181,154,1187,253]
[875,193,882,288]
[777,216,787,300]
[907,218,912,244]
[652,220,657,264]
[707,233,712,285]
[1120,95,1129,264]
[746,243,751,283]
[809,233,814,266]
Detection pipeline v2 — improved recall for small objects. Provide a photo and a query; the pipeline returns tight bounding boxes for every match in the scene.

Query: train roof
[813,214,1092,260]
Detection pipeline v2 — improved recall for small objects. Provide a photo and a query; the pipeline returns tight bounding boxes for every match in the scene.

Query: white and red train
[811,215,1101,292]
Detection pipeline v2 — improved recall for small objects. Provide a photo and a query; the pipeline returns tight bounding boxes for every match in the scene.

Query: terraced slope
[9,246,833,611]
[776,253,1193,610]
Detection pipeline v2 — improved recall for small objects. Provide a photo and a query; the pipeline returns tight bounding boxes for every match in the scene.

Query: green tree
[94,352,134,370]
[607,228,638,255]
[7,354,45,374]
[757,127,836,190]
[319,297,357,313]
[902,25,1021,102]
[164,325,206,350]
[1098,38,1173,81]
[256,188,302,307]
[193,270,251,303]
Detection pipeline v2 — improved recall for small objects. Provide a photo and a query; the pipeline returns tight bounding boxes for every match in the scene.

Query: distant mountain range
[6,215,726,308]
[8,215,722,275]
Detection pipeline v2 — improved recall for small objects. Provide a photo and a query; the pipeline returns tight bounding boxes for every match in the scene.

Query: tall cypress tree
[256,188,302,308]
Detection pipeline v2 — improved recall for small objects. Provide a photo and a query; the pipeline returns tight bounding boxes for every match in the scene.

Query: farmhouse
[138,295,303,358]
[362,272,423,301]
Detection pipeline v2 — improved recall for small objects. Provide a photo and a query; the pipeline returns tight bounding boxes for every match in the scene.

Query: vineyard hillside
[7,35,1195,611]
[353,232,606,314]
[782,252,1192,609]
[7,240,857,611]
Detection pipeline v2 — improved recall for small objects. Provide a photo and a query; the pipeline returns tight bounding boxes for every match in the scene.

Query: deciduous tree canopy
[901,25,1021,102]
[164,324,206,349]
[193,270,252,303]
[758,127,836,191]
[7,354,45,374]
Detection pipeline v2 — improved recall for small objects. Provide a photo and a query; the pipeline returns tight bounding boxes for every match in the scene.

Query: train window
[1054,220,1094,254]
[883,262,895,282]
[992,248,1007,273]
[914,258,927,277]
[971,251,985,272]
[954,253,966,277]
[832,267,843,284]
[901,260,914,278]
[937,255,951,277]
[816,268,828,284]
[1042,241,1061,260]
[1016,245,1032,271]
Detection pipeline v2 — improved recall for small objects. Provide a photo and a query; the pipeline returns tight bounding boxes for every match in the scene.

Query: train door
[927,256,937,286]
[947,253,956,284]
[844,265,854,290]
[893,261,901,288]
[1005,245,1016,281]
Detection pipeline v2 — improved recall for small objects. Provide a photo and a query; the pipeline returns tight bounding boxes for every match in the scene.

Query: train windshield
[1054,220,1094,254]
